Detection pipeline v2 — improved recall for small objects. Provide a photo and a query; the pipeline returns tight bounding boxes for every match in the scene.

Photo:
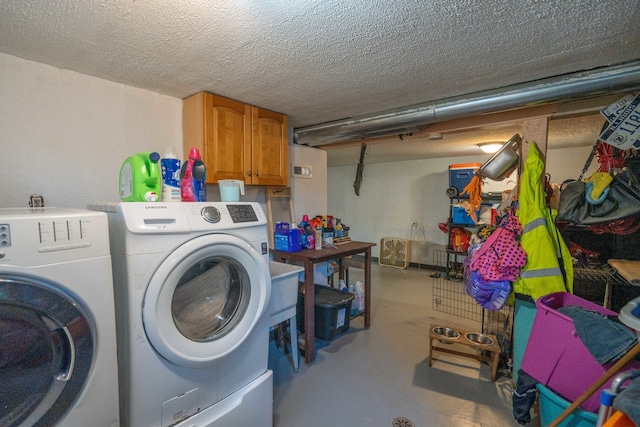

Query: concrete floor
[268,264,540,427]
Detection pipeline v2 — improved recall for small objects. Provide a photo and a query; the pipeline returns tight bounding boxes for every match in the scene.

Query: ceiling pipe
[294,60,640,147]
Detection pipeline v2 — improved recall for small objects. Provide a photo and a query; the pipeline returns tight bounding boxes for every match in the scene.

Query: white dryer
[0,208,119,426]
[90,202,273,427]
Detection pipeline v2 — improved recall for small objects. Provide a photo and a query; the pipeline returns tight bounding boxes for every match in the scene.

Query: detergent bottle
[160,147,181,202]
[180,148,207,202]
[119,152,161,202]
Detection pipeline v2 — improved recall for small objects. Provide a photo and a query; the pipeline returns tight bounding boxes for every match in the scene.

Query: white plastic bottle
[348,283,358,316]
[161,147,181,202]
[354,281,365,313]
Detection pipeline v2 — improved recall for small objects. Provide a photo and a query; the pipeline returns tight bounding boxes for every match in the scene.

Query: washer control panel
[226,204,259,223]
[200,204,259,224]
[35,217,92,252]
[0,208,111,265]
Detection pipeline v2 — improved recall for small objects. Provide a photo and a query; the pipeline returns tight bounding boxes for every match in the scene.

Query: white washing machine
[0,208,119,426]
[90,202,273,427]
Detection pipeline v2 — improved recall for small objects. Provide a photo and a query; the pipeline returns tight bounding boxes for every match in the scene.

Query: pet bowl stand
[428,323,501,381]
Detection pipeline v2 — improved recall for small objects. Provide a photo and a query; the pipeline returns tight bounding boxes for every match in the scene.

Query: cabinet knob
[247,170,252,176]
[255,171,259,176]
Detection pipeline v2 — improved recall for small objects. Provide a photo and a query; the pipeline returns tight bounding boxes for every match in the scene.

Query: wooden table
[271,241,376,364]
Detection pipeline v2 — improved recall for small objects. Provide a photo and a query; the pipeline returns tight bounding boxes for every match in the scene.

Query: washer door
[0,276,93,427]
[143,233,270,368]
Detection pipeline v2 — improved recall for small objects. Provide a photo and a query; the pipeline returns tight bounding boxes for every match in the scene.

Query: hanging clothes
[512,141,574,299]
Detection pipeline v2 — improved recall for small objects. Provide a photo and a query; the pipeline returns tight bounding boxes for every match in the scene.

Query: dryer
[90,202,273,427]
[0,208,119,426]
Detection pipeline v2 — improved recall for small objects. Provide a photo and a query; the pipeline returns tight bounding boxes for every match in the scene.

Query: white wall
[289,144,327,220]
[0,53,182,208]
[327,145,598,264]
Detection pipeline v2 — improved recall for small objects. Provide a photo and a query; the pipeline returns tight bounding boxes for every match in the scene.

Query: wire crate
[431,249,514,373]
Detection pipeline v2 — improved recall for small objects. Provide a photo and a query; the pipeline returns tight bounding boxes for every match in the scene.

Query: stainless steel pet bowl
[464,332,494,347]
[432,326,460,343]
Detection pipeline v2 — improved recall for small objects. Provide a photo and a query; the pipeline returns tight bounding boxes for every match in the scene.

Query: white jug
[218,180,245,202]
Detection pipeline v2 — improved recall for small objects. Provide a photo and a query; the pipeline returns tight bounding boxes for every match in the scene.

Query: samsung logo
[145,205,168,209]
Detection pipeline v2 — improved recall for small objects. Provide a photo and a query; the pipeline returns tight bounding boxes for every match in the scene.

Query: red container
[521,292,640,412]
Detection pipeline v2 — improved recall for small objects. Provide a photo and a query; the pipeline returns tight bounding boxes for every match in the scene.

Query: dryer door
[143,233,270,368]
[0,276,93,427]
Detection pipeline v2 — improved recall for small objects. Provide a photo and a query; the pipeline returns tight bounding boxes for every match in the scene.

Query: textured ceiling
[1,0,639,164]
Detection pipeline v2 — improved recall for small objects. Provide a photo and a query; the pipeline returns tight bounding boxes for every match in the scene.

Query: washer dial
[201,206,221,223]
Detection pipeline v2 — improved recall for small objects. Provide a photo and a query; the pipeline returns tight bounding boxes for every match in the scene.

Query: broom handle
[548,342,640,427]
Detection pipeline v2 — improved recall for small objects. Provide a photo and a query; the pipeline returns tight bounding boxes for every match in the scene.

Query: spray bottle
[161,147,181,202]
[180,148,207,202]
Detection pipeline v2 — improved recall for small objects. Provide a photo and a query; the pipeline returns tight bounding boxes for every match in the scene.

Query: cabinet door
[251,106,288,186]
[183,92,251,183]
[205,94,251,183]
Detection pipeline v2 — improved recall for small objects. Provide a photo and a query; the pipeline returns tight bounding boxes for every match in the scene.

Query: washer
[90,202,273,427]
[0,208,119,426]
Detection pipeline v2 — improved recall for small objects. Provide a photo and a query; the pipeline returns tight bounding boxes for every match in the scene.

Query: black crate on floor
[297,285,354,341]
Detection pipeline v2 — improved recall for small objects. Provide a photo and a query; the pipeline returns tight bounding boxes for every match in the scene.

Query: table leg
[429,337,434,367]
[491,351,499,382]
[364,248,371,329]
[302,260,316,364]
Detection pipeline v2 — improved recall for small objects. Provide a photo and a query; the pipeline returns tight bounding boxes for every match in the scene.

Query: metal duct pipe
[294,60,640,147]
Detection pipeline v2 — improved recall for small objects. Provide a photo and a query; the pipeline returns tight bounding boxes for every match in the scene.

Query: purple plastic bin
[521,292,640,413]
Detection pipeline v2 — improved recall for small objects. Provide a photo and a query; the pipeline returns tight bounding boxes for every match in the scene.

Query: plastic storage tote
[522,292,640,412]
[536,384,597,427]
[451,205,478,225]
[619,296,640,340]
[297,285,354,341]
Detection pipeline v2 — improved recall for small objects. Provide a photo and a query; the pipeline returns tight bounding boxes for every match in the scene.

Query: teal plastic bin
[536,384,597,427]
[513,293,536,384]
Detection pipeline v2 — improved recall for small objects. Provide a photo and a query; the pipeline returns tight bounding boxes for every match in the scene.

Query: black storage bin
[297,285,355,341]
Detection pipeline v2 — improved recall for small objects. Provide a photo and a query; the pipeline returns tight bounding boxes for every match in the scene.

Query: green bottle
[119,152,161,202]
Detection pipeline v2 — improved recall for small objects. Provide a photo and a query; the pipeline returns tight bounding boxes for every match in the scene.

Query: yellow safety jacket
[512,142,573,299]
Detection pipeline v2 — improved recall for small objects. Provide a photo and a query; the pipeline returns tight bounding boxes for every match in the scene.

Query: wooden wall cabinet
[183,91,288,186]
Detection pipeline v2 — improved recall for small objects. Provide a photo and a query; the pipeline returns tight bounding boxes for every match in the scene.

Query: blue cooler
[449,163,481,197]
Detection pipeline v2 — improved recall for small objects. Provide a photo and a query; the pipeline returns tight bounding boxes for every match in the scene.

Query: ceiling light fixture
[478,142,504,153]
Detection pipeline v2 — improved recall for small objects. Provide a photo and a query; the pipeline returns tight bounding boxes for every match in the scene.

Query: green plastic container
[119,152,161,202]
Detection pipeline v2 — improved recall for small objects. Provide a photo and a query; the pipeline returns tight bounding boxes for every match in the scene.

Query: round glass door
[143,234,270,368]
[171,255,250,342]
[0,276,93,427]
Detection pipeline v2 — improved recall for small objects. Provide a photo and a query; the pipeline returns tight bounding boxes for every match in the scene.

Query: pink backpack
[469,211,527,281]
